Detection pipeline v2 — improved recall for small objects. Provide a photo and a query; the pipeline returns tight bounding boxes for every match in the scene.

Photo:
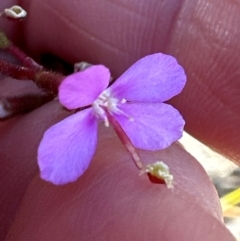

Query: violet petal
[59,65,110,110]
[108,53,186,102]
[113,103,185,150]
[38,108,98,185]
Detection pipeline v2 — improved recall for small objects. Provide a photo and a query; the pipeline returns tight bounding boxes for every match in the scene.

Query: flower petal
[113,103,185,150]
[59,65,110,110]
[38,108,98,185]
[108,53,186,102]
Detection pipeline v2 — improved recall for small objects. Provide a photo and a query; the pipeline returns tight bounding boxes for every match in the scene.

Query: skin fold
[0,0,239,240]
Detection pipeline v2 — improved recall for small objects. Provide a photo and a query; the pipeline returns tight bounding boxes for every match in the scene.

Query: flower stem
[0,30,42,69]
[0,58,64,95]
[0,58,36,79]
[105,110,143,170]
[7,44,42,69]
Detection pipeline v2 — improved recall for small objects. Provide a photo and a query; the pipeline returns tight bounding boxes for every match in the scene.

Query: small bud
[74,61,93,72]
[142,161,174,188]
[74,61,114,83]
[4,5,27,19]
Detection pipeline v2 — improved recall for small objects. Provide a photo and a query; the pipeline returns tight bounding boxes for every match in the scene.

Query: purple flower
[38,53,186,185]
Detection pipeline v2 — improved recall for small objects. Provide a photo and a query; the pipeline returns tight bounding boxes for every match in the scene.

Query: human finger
[21,0,240,163]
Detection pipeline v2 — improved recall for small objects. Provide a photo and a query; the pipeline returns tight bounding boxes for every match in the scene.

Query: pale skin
[0,0,239,240]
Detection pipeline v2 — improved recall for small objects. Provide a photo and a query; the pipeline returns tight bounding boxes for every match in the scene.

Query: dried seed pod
[142,161,174,188]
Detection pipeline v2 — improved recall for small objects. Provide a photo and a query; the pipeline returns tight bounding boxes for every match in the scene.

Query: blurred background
[180,132,240,240]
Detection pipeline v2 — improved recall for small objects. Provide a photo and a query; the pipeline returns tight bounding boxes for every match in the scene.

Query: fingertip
[5,126,235,241]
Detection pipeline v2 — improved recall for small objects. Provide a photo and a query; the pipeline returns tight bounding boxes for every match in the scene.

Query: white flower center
[92,89,133,127]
